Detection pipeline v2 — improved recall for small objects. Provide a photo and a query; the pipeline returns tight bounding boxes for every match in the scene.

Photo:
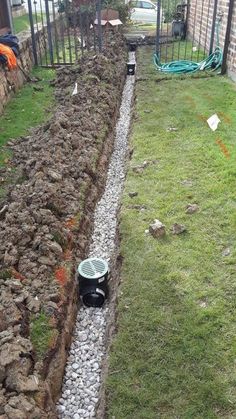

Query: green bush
[102,0,130,23]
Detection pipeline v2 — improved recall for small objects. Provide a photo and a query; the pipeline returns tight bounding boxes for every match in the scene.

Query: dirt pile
[0,34,126,418]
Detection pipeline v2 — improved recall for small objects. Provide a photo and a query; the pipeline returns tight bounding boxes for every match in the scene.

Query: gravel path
[57,52,135,419]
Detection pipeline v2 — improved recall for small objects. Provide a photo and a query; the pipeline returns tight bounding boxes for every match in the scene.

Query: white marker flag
[207,114,221,131]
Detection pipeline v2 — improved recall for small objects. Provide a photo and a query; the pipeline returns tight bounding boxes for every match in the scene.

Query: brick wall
[188,0,236,78]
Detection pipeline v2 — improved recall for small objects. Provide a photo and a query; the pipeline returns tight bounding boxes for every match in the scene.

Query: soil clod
[149,219,166,238]
[171,223,187,235]
[128,191,138,198]
[186,203,199,214]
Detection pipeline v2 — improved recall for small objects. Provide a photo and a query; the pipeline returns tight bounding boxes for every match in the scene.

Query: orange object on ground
[0,43,17,70]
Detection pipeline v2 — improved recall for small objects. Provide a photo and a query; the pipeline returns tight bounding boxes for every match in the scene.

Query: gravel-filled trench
[57,52,136,419]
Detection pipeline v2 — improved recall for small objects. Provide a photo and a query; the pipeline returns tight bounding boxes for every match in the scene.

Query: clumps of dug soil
[0,33,127,418]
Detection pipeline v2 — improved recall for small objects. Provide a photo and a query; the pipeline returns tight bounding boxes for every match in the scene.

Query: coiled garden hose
[153,46,223,74]
[153,20,223,74]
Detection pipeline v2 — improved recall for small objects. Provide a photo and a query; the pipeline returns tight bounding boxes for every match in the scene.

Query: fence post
[155,0,161,55]
[97,0,102,52]
[209,0,218,55]
[27,0,38,65]
[221,0,234,75]
[45,0,54,65]
[6,0,14,34]
[78,7,84,55]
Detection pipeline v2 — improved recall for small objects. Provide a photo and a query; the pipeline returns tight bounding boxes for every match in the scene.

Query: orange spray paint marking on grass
[215,138,230,159]
[218,112,232,125]
[185,95,196,109]
[203,93,213,102]
[196,114,206,123]
[55,266,69,286]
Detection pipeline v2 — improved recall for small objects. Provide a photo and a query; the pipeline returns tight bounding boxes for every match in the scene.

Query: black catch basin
[127,63,135,75]
[78,257,109,308]
[129,43,137,52]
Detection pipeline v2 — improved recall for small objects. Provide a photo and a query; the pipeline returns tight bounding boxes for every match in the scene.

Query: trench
[57,51,136,419]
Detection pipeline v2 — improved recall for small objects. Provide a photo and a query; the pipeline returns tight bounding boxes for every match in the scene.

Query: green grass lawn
[0,67,55,151]
[13,13,45,34]
[128,22,157,31]
[106,46,236,418]
[43,38,80,65]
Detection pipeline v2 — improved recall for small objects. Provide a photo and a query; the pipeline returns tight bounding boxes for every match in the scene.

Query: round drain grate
[78,257,108,280]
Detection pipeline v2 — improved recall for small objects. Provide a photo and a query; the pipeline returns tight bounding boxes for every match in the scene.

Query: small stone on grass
[128,204,147,211]
[149,219,166,238]
[129,192,138,198]
[186,203,199,214]
[171,223,187,235]
[198,300,208,308]
[222,247,231,257]
[132,161,149,173]
[181,179,193,187]
[167,127,178,132]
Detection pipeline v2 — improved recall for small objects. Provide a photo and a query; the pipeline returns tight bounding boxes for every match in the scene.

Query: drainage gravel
[57,52,135,419]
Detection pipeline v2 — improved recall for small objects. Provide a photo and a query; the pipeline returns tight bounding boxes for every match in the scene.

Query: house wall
[188,0,236,78]
[11,5,27,18]
[0,0,12,34]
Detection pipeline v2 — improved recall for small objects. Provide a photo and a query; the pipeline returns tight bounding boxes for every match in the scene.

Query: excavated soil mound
[0,34,126,418]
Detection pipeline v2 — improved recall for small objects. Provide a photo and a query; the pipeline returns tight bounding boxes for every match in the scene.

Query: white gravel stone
[57,52,135,419]
[58,405,66,413]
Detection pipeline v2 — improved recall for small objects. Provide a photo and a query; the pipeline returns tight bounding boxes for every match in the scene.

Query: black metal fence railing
[27,0,103,67]
[26,0,235,74]
[155,0,235,75]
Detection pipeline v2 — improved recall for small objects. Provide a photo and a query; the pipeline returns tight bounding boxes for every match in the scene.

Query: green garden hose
[153,21,223,74]
[153,47,223,73]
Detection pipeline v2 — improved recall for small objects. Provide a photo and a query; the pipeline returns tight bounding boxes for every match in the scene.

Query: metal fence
[155,0,235,74]
[26,0,235,73]
[27,0,102,67]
